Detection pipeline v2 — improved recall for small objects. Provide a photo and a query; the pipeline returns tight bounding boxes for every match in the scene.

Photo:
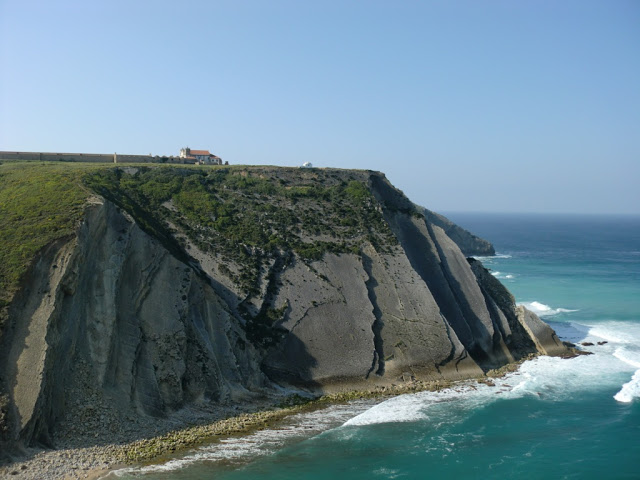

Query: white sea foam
[612,348,640,402]
[516,322,640,405]
[344,384,480,427]
[491,271,515,280]
[589,325,635,344]
[472,253,512,262]
[613,348,640,368]
[344,319,640,427]
[614,370,640,403]
[111,400,375,476]
[577,322,640,404]
[373,468,405,478]
[518,301,578,317]
[343,353,636,427]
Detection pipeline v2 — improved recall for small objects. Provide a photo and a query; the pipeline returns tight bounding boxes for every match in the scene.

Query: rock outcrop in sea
[0,166,568,457]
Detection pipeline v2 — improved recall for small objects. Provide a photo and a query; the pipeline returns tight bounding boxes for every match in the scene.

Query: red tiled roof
[190,149,211,156]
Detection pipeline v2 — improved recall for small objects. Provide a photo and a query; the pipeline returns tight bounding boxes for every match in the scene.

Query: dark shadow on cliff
[467,257,539,358]
[254,255,322,393]
[361,253,385,378]
[425,220,512,369]
[260,333,321,393]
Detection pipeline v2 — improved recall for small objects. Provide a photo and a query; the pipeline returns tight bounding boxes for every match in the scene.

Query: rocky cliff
[0,165,568,456]
[421,208,495,256]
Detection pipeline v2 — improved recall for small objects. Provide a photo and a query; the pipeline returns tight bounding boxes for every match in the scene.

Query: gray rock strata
[421,208,495,256]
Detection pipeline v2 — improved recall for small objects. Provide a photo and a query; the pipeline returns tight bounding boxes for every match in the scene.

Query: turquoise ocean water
[109,213,640,480]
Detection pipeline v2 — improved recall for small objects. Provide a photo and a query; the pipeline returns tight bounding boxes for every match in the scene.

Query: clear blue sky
[1,1,638,214]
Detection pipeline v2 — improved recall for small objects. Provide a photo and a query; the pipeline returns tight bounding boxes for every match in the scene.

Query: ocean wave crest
[472,253,512,262]
[346,320,640,426]
[613,348,640,369]
[112,401,375,475]
[589,325,636,344]
[519,301,577,317]
[491,271,515,280]
[614,369,640,403]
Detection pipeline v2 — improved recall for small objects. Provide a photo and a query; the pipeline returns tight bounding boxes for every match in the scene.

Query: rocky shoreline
[1,352,575,480]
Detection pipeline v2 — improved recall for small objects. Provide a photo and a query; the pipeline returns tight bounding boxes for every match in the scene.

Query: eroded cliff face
[421,208,495,257]
[0,200,269,451]
[0,168,569,453]
[262,174,561,388]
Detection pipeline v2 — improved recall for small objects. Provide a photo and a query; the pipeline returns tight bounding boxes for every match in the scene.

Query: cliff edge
[421,208,495,257]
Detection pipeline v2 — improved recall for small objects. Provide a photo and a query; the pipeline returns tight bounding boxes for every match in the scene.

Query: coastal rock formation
[0,201,268,453]
[263,174,554,387]
[421,208,495,257]
[0,166,568,455]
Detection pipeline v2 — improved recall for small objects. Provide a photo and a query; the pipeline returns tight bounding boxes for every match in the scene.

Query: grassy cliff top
[0,162,401,307]
[0,163,95,307]
[83,164,399,294]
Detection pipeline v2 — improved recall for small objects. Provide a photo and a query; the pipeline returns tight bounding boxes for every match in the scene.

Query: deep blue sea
[108,213,640,480]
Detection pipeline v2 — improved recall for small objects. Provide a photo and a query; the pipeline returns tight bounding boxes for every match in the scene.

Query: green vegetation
[245,304,289,348]
[0,163,92,309]
[83,165,397,295]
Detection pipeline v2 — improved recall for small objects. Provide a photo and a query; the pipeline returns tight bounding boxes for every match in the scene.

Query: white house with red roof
[179,147,223,165]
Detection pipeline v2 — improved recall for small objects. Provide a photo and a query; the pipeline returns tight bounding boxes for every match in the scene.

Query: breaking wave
[614,370,640,403]
[110,401,375,477]
[344,319,640,428]
[518,301,578,317]
[612,348,640,403]
[472,253,512,262]
[491,271,515,280]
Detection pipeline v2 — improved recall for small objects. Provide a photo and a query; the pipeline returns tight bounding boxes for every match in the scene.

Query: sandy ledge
[2,352,586,480]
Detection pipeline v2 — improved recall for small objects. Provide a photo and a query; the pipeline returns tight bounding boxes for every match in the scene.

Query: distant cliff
[421,208,495,257]
[0,164,567,456]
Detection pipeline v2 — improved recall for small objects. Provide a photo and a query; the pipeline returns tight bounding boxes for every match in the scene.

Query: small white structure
[179,147,223,165]
[301,162,313,168]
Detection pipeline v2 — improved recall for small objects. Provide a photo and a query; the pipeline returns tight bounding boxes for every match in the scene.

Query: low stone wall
[0,151,196,165]
[114,154,193,164]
